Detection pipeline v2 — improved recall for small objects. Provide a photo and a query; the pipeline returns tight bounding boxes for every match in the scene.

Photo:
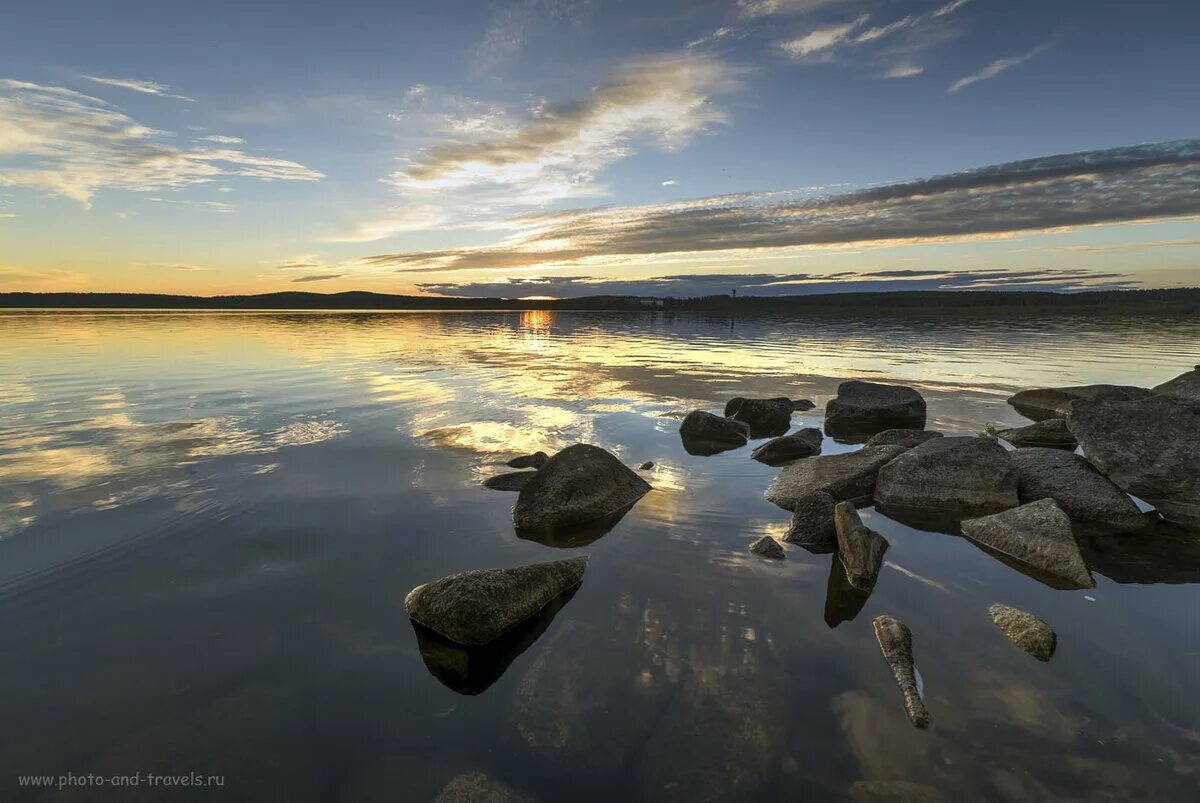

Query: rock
[405,556,588,646]
[874,436,1018,519]
[724,397,793,437]
[834,502,889,591]
[824,381,927,439]
[513,444,651,532]
[638,461,654,470]
[679,410,750,455]
[996,418,1076,448]
[788,397,816,412]
[482,471,537,492]
[434,772,532,803]
[872,615,930,729]
[1007,384,1152,421]
[988,603,1056,661]
[764,445,907,511]
[781,491,837,549]
[1154,366,1200,402]
[1011,447,1150,534]
[960,499,1094,588]
[506,451,548,469]
[849,780,948,803]
[1068,395,1200,530]
[749,535,785,560]
[864,429,942,449]
[749,427,823,465]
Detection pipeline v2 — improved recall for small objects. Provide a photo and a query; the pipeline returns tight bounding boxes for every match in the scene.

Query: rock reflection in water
[1080,522,1200,584]
[824,555,873,628]
[515,501,640,548]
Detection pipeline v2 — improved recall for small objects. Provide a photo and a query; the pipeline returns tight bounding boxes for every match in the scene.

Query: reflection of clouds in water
[415,404,592,461]
[0,489,36,538]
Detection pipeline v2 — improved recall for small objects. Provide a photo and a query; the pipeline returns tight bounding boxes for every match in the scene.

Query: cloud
[143,262,208,271]
[0,80,323,207]
[1015,239,1200,255]
[81,75,194,101]
[323,205,451,243]
[292,273,343,283]
[739,0,853,18]
[853,15,916,45]
[0,266,86,289]
[933,0,971,17]
[777,0,973,66]
[884,64,923,78]
[949,42,1051,92]
[364,140,1200,273]
[198,135,245,144]
[474,0,595,72]
[778,14,869,59]
[661,179,678,186]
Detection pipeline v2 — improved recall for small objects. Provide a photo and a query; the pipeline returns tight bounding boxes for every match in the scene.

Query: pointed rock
[507,451,548,469]
[749,535,785,560]
[961,499,1094,588]
[405,557,588,646]
[1154,366,1200,402]
[988,603,1056,661]
[724,396,793,437]
[1011,447,1149,534]
[872,615,930,729]
[764,445,906,510]
[996,418,1076,448]
[864,429,942,449]
[834,501,888,591]
[513,444,650,532]
[750,427,822,465]
[782,490,837,549]
[1007,384,1151,421]
[874,436,1018,519]
[824,381,926,439]
[483,471,537,492]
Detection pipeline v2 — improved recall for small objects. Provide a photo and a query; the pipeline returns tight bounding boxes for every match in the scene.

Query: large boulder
[723,397,793,437]
[764,445,907,511]
[405,557,587,646]
[513,444,651,531]
[960,499,1094,588]
[1007,384,1152,421]
[988,604,1056,662]
[1153,366,1200,402]
[824,381,927,438]
[874,437,1018,519]
[834,502,888,592]
[1011,447,1150,534]
[1068,395,1200,529]
[679,410,750,455]
[996,418,1076,449]
[864,429,942,449]
[782,490,837,549]
[749,427,822,465]
[872,615,930,729]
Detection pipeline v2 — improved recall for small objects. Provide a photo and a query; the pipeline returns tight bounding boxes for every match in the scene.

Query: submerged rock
[1011,447,1150,534]
[874,436,1018,519]
[1068,394,1200,530]
[507,451,549,469]
[513,444,651,532]
[434,772,532,803]
[864,429,942,449]
[405,556,588,646]
[996,418,1077,448]
[1154,366,1200,402]
[679,411,750,455]
[1007,384,1152,421]
[724,396,793,437]
[988,603,1056,662]
[834,502,889,591]
[750,427,822,465]
[764,445,907,511]
[782,490,837,549]
[824,381,927,439]
[849,780,948,803]
[960,499,1094,588]
[482,471,537,492]
[872,615,930,729]
[749,535,786,560]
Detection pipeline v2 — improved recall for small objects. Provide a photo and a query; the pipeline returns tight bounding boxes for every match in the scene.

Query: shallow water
[0,309,1198,802]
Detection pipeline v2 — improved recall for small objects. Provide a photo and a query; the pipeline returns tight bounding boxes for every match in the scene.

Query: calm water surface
[1,310,1198,802]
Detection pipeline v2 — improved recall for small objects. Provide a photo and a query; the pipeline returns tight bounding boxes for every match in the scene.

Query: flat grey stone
[749,535,785,559]
[961,499,1094,588]
[989,603,1056,661]
[1153,366,1200,402]
[834,501,888,591]
[750,427,822,465]
[872,615,930,729]
[864,429,942,449]
[405,557,587,646]
[782,490,837,547]
[825,381,927,437]
[482,471,537,492]
[1007,384,1152,421]
[875,436,1018,518]
[1011,447,1149,534]
[997,418,1076,448]
[513,444,651,531]
[764,445,906,511]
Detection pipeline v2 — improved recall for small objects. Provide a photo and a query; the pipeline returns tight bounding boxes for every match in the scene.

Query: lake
[1,309,1198,802]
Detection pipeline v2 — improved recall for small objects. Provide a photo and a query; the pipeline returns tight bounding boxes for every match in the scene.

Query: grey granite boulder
[483,471,537,492]
[874,436,1018,518]
[872,615,930,729]
[724,397,793,437]
[782,490,837,549]
[749,535,785,560]
[513,444,651,532]
[996,418,1076,448]
[1011,447,1149,534]
[750,427,822,465]
[764,445,907,511]
[1007,384,1152,421]
[834,502,889,591]
[864,429,942,449]
[824,381,927,438]
[988,603,1056,662]
[405,556,587,645]
[960,499,1094,588]
[788,397,817,412]
[1154,366,1200,402]
[679,410,750,455]
[507,451,549,469]
[435,772,531,803]
[1068,394,1200,529]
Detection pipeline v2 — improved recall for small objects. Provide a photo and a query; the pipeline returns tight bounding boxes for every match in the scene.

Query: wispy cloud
[0,80,323,207]
[197,135,245,145]
[474,0,596,72]
[292,273,343,283]
[933,0,971,17]
[779,14,869,59]
[884,64,923,78]
[1015,239,1200,255]
[739,0,854,18]
[949,42,1051,92]
[81,75,194,102]
[322,205,450,243]
[661,179,678,186]
[777,0,973,66]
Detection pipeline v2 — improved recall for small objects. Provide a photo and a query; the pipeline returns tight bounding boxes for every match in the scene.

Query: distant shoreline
[2,288,1198,315]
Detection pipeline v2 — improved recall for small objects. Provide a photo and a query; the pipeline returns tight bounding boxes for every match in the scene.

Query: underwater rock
[872,615,930,729]
[749,535,786,560]
[434,772,532,803]
[864,429,942,449]
[988,603,1056,662]
[824,381,927,439]
[724,396,793,437]
[765,445,907,511]
[874,436,1018,519]
[513,444,651,532]
[482,471,537,492]
[506,451,549,469]
[782,490,837,549]
[1011,447,1150,534]
[996,418,1077,449]
[834,502,889,591]
[1007,384,1152,421]
[405,556,587,646]
[639,460,654,470]
[960,499,1094,588]
[1154,365,1200,402]
[679,411,751,455]
[750,427,823,465]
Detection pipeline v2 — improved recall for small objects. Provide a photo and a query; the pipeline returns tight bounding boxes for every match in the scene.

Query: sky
[1,0,1198,298]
